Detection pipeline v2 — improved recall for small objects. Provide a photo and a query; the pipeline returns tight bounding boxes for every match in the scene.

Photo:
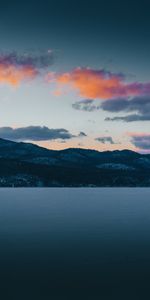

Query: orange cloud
[0,50,54,86]
[47,68,150,99]
[0,64,38,86]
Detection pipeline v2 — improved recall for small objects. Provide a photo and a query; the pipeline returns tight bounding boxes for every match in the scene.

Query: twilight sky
[0,0,150,152]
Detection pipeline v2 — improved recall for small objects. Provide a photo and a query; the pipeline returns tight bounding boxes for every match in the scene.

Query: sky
[0,0,150,152]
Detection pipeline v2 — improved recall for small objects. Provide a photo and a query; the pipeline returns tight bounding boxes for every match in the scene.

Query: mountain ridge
[0,138,149,187]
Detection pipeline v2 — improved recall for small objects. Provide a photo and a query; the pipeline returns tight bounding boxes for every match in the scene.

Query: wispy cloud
[0,50,53,86]
[0,64,38,86]
[0,51,54,68]
[71,86,150,122]
[79,131,87,137]
[95,136,115,144]
[102,96,150,122]
[47,67,150,100]
[129,133,150,150]
[72,99,101,111]
[105,115,150,122]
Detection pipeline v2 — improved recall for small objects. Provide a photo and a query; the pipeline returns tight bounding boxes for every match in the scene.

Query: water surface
[0,188,150,299]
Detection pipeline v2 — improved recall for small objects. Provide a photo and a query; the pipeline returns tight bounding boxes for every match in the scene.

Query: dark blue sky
[0,0,150,79]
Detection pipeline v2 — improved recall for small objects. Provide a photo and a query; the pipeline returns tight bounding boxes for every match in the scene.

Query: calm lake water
[0,188,150,299]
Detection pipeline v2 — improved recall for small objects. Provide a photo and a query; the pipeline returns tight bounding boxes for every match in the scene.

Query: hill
[0,138,149,187]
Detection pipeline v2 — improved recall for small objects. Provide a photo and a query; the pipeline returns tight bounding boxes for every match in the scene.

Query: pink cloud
[47,68,150,100]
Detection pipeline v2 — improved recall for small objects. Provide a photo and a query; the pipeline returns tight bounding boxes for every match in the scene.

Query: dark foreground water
[0,188,150,299]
